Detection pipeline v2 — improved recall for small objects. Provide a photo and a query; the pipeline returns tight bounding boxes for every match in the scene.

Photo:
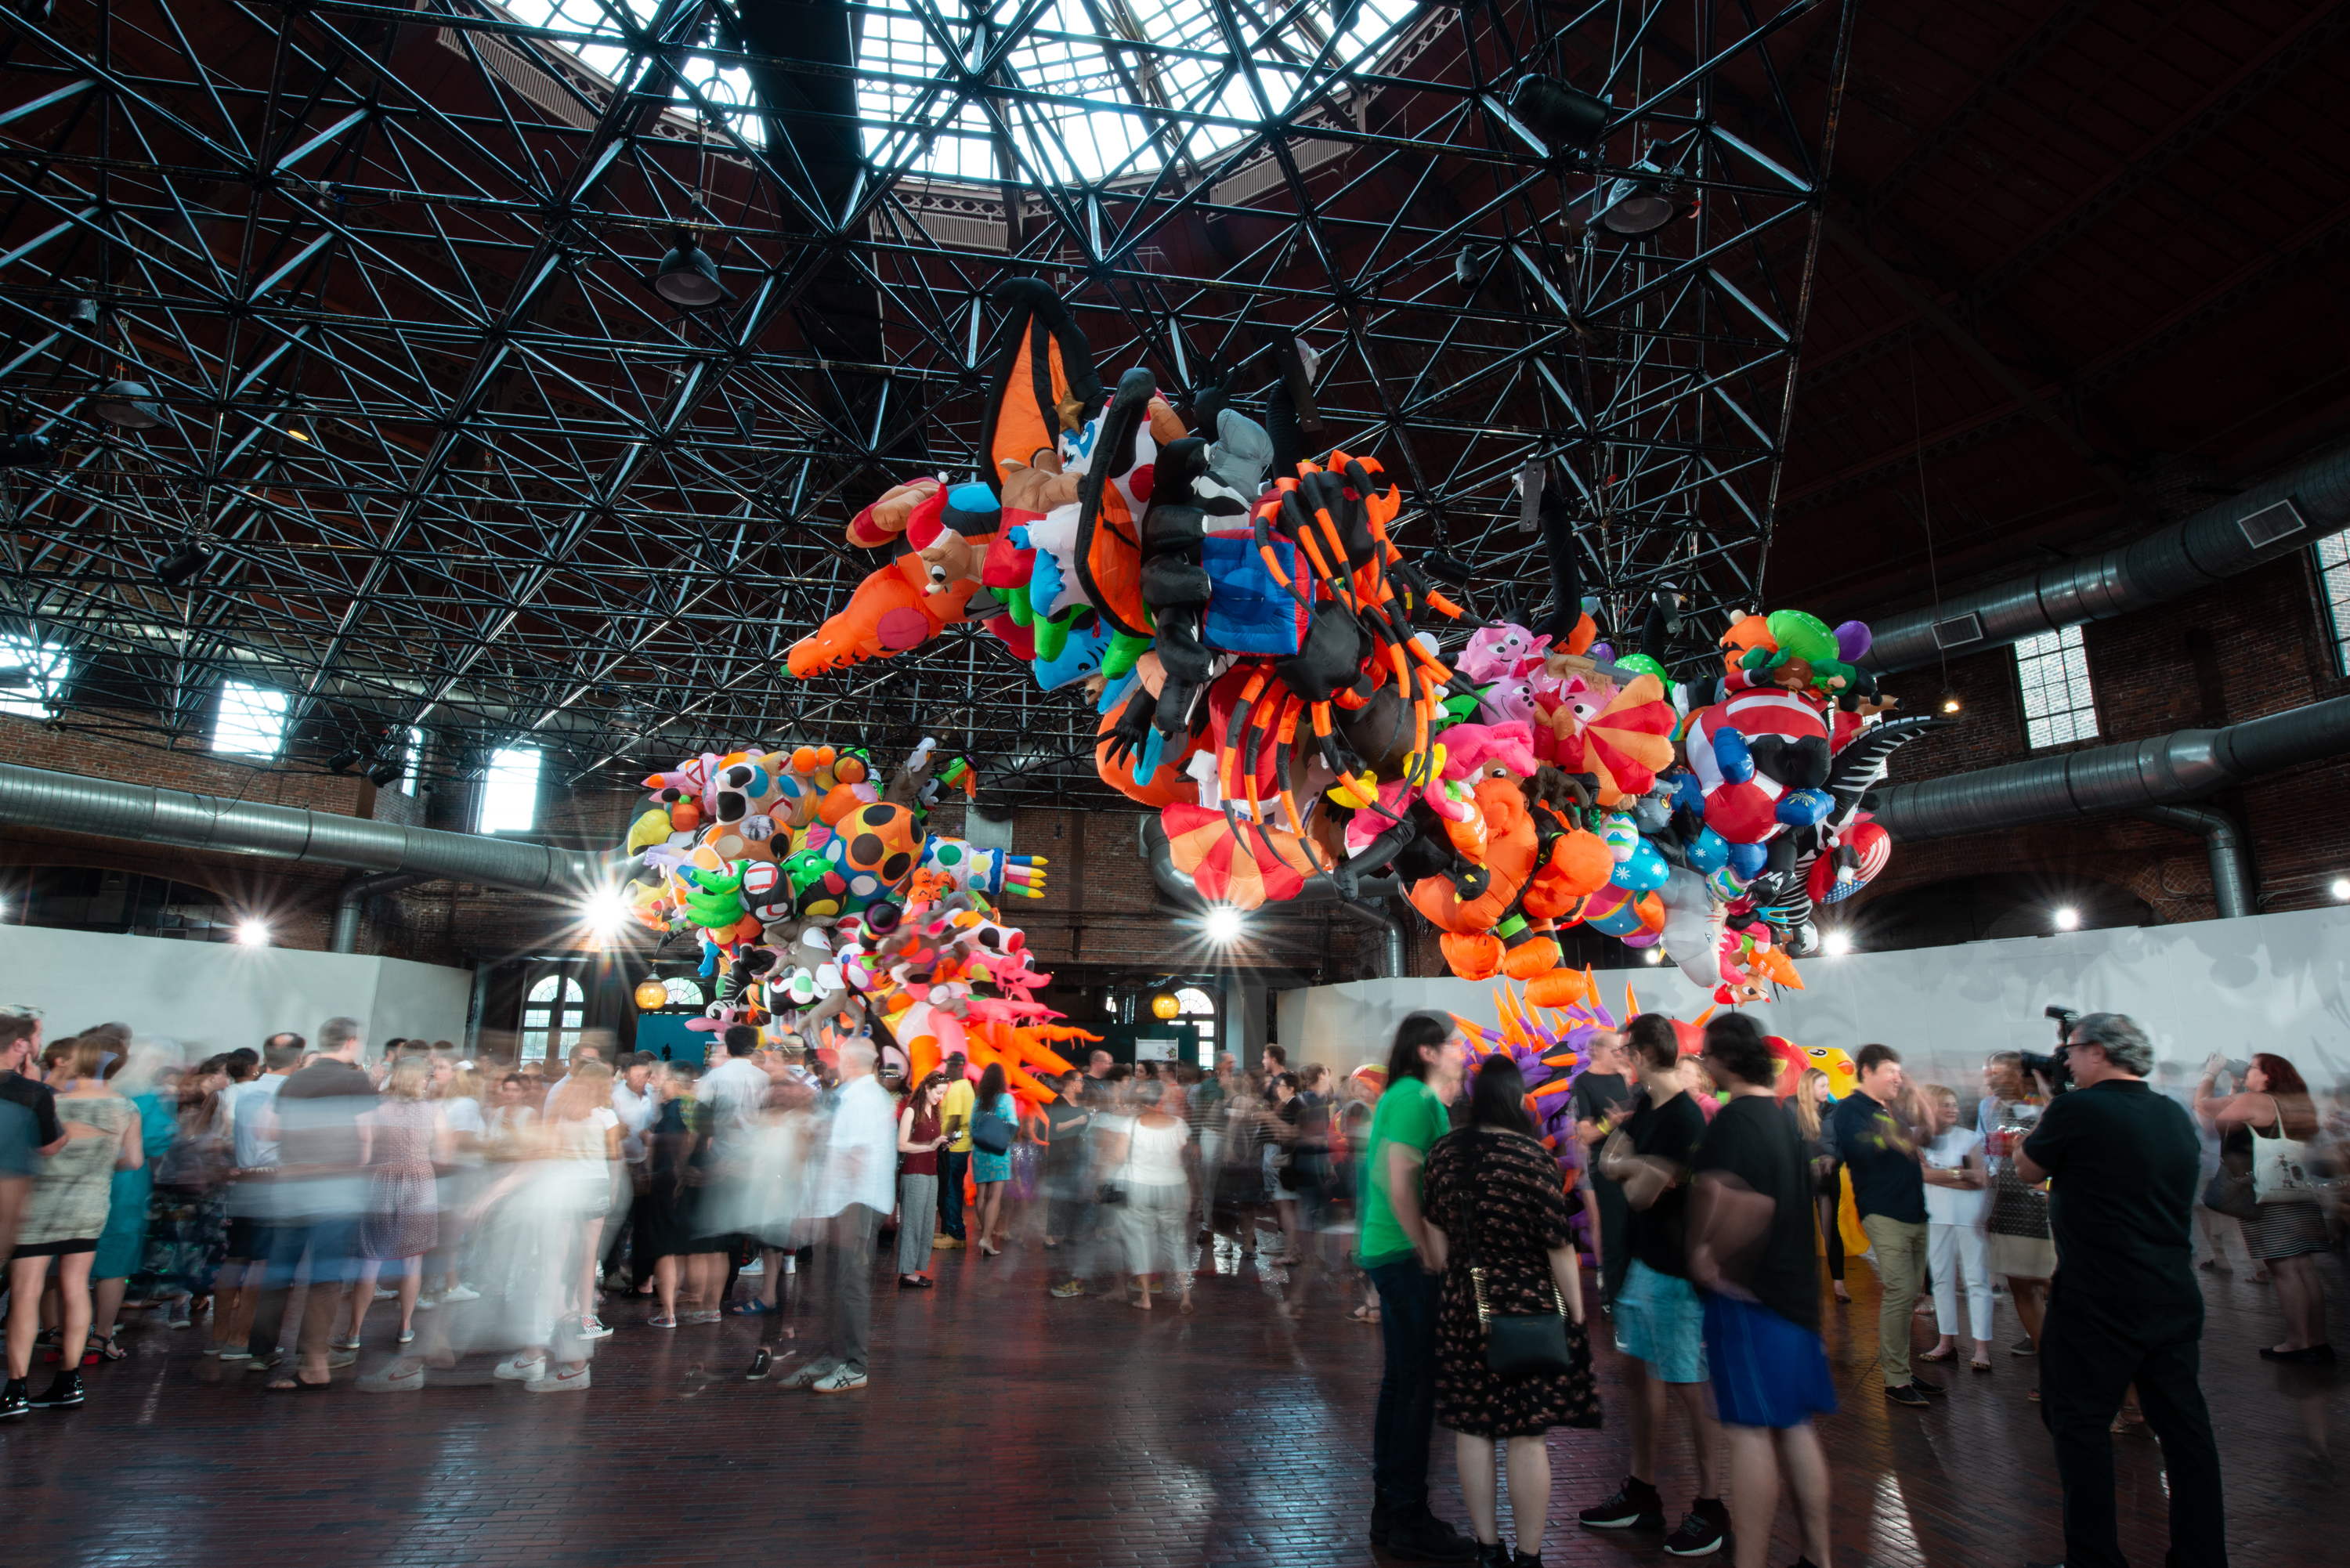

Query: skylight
[400,725,426,795]
[212,682,290,757]
[493,1,1419,182]
[0,634,70,720]
[480,746,544,833]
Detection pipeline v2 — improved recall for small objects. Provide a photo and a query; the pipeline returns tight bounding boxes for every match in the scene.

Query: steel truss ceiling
[0,0,1853,803]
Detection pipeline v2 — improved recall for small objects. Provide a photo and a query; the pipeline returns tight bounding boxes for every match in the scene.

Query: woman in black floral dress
[1425,1055,1601,1567]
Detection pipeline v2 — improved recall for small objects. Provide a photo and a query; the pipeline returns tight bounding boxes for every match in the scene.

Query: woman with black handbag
[1423,1055,1600,1568]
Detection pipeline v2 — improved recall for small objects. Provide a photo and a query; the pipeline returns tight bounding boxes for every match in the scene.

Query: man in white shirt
[214,1034,302,1359]
[540,1041,606,1114]
[778,1037,895,1395]
[602,1054,660,1285]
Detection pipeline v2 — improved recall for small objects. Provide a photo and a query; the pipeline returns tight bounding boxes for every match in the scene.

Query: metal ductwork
[1861,445,2350,676]
[1138,814,1407,975]
[331,870,432,955]
[2133,805,2251,919]
[1871,694,2350,908]
[0,761,613,912]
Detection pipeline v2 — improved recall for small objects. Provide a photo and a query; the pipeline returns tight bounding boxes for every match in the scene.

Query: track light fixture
[0,431,51,468]
[92,378,164,429]
[652,230,728,309]
[366,760,405,787]
[1454,244,1492,291]
[155,540,212,587]
[327,746,366,774]
[1506,74,1611,151]
[1593,159,1684,238]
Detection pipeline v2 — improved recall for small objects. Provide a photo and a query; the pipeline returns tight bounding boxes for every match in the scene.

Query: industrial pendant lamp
[652,230,726,309]
[1507,74,1611,151]
[1593,160,1683,238]
[92,377,164,429]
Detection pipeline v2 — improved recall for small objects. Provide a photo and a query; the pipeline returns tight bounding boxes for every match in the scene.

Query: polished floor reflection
[2,1234,2340,1566]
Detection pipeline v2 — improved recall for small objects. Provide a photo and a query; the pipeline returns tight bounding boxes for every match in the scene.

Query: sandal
[648,1314,678,1329]
[1919,1346,1957,1364]
[267,1373,333,1392]
[728,1299,775,1316]
[86,1335,128,1363]
[1971,1360,1994,1374]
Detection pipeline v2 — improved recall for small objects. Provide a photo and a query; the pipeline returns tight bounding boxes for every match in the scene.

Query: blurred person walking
[88,1039,176,1358]
[1585,1012,1729,1557]
[342,1055,441,1352]
[4,1035,138,1414]
[211,1035,301,1359]
[2,1014,70,1270]
[1916,1084,1993,1372]
[1423,1053,1599,1568]
[936,1052,973,1248]
[967,1061,1018,1256]
[2016,1014,2226,1568]
[1105,1078,1193,1313]
[779,1036,894,1394]
[1361,1012,1478,1561]
[1571,1028,1635,1310]
[143,1053,236,1332]
[248,1017,374,1391]
[1825,1044,1940,1408]
[1784,1068,1849,1304]
[1980,1051,2056,1360]
[2196,1051,2331,1360]
[1687,1014,1837,1568]
[640,1062,703,1328]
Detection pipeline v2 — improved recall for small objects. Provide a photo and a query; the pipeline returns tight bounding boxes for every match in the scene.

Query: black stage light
[367,760,404,786]
[327,746,365,774]
[155,542,212,586]
[1508,74,1611,150]
[1454,245,1492,291]
[92,378,164,429]
[0,432,51,467]
[1594,161,1683,238]
[653,232,728,309]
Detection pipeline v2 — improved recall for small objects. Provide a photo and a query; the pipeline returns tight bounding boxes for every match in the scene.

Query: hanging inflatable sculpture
[777,279,1943,999]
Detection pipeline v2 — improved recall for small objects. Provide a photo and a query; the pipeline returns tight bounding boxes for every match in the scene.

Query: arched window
[662,977,703,1007]
[1174,987,1218,1068]
[520,974,585,1061]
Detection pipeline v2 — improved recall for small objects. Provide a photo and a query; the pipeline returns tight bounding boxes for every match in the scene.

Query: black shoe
[2011,1337,2037,1357]
[1383,1507,1479,1561]
[1510,1553,1543,1568]
[0,1378,26,1420]
[1911,1376,1946,1396]
[1368,1502,1391,1550]
[29,1372,84,1409]
[1664,1498,1731,1557]
[1578,1476,1665,1530]
[1475,1542,1511,1568]
[1885,1382,1932,1407]
[743,1347,772,1381]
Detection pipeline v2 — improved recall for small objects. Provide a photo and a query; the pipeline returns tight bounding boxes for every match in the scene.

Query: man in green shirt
[1361,1012,1475,1561]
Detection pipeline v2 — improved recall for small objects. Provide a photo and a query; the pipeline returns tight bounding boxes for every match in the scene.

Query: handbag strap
[1458,1131,1565,1326]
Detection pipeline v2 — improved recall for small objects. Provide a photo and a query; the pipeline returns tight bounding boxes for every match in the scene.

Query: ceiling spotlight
[1593,160,1683,238]
[155,541,212,587]
[1203,907,1245,943]
[366,760,404,787]
[327,746,365,775]
[652,231,728,309]
[0,431,52,468]
[584,886,635,941]
[1940,688,1963,715]
[1641,946,1663,965]
[1454,244,1493,291]
[92,378,164,429]
[1506,74,1611,150]
[235,919,271,946]
[2053,906,2081,931]
[2330,876,2350,901]
[1823,929,1854,956]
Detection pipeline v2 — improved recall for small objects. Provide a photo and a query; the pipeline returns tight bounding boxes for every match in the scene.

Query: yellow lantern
[1149,992,1180,1021]
[632,979,669,1011]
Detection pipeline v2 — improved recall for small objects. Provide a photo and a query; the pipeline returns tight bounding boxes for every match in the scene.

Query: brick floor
[1,1229,2341,1566]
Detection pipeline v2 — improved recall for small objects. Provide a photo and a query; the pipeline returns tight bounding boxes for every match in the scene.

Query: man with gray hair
[2016,1013,2226,1568]
[776,1035,894,1394]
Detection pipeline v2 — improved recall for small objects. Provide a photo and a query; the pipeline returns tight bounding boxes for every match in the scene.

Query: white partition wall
[0,926,474,1059]
[1278,906,2350,1089]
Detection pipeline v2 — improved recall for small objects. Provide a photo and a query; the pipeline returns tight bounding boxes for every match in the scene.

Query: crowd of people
[2,999,2343,1567]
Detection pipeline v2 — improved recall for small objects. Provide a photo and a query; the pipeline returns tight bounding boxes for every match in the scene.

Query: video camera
[2019,1005,2078,1095]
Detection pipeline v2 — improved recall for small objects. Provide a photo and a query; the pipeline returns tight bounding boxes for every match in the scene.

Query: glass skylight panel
[212,682,290,757]
[480,746,544,832]
[0,634,70,720]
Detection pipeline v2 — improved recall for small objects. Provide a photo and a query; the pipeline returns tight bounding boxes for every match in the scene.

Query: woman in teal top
[967,1063,1018,1256]
[89,1061,176,1359]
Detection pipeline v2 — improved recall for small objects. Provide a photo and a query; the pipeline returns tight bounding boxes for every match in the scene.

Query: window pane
[523,1009,551,1028]
[212,681,289,757]
[0,634,70,719]
[2317,533,2350,672]
[2014,626,2099,750]
[662,977,704,1006]
[562,1010,584,1029]
[528,976,560,1002]
[479,746,542,832]
[562,979,584,1000]
[400,726,425,794]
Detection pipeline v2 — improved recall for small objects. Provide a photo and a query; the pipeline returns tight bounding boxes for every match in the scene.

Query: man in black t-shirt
[1,1013,70,1264]
[1689,1013,1835,1568]
[2017,1013,2225,1568]
[1571,1029,1636,1305]
[1582,1014,1728,1557]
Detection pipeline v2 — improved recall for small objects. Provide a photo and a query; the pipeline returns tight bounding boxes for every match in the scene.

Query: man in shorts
[1585,1012,1729,1557]
[1688,1013,1835,1568]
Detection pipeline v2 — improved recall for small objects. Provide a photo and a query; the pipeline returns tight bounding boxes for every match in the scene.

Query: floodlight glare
[2331,877,2350,901]
[1203,908,1244,942]
[2053,906,2081,930]
[236,919,271,946]
[584,887,635,939]
[1823,929,1854,956]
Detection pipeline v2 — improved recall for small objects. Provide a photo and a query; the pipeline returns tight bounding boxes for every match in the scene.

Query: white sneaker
[439,1284,482,1303]
[492,1354,548,1381]
[526,1365,590,1394]
[739,1259,765,1277]
[372,1288,399,1302]
[777,1358,836,1389]
[577,1317,613,1341]
[811,1365,867,1395]
[781,1255,796,1274]
[414,1295,439,1312]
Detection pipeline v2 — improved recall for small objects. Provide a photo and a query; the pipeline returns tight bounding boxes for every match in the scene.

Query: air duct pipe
[1139,815,1406,974]
[331,870,431,954]
[2133,805,2252,919]
[0,760,614,903]
[1870,693,2350,909]
[1861,446,2350,676]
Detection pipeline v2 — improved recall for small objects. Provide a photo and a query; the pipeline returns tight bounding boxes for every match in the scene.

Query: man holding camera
[2016,1013,2226,1568]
